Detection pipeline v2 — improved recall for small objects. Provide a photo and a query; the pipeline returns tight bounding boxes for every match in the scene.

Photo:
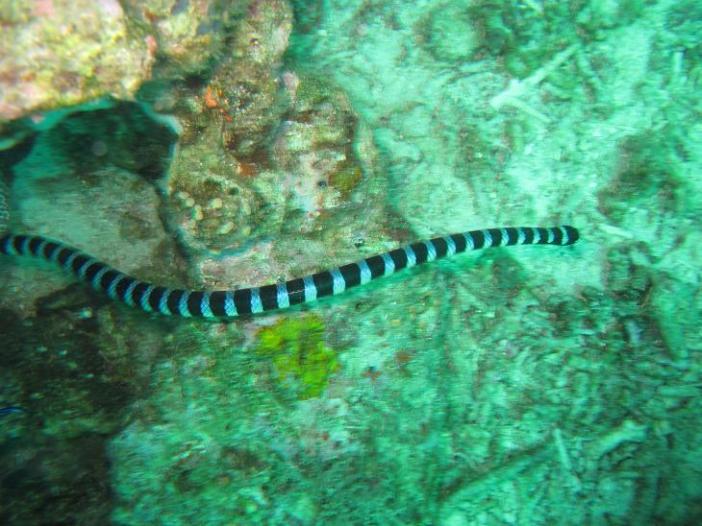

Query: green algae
[254,314,340,400]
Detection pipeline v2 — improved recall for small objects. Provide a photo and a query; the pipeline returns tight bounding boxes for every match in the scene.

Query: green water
[1,1,701,524]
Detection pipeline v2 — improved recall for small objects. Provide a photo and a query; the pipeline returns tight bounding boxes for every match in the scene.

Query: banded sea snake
[0,224,579,318]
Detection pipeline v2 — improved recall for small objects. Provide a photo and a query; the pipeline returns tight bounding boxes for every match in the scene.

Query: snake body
[0,226,579,318]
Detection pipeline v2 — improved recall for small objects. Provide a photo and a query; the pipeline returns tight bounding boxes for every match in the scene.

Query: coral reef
[0,0,701,524]
[160,0,294,253]
[162,1,384,265]
[0,0,155,122]
[120,0,248,78]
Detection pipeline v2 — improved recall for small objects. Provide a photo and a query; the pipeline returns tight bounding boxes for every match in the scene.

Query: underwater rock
[218,0,294,159]
[120,0,249,78]
[0,0,155,123]
[270,75,368,230]
[163,0,391,293]
[164,0,294,256]
[0,287,168,525]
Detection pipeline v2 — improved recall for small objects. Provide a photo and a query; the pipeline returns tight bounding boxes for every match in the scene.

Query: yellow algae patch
[254,315,340,400]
